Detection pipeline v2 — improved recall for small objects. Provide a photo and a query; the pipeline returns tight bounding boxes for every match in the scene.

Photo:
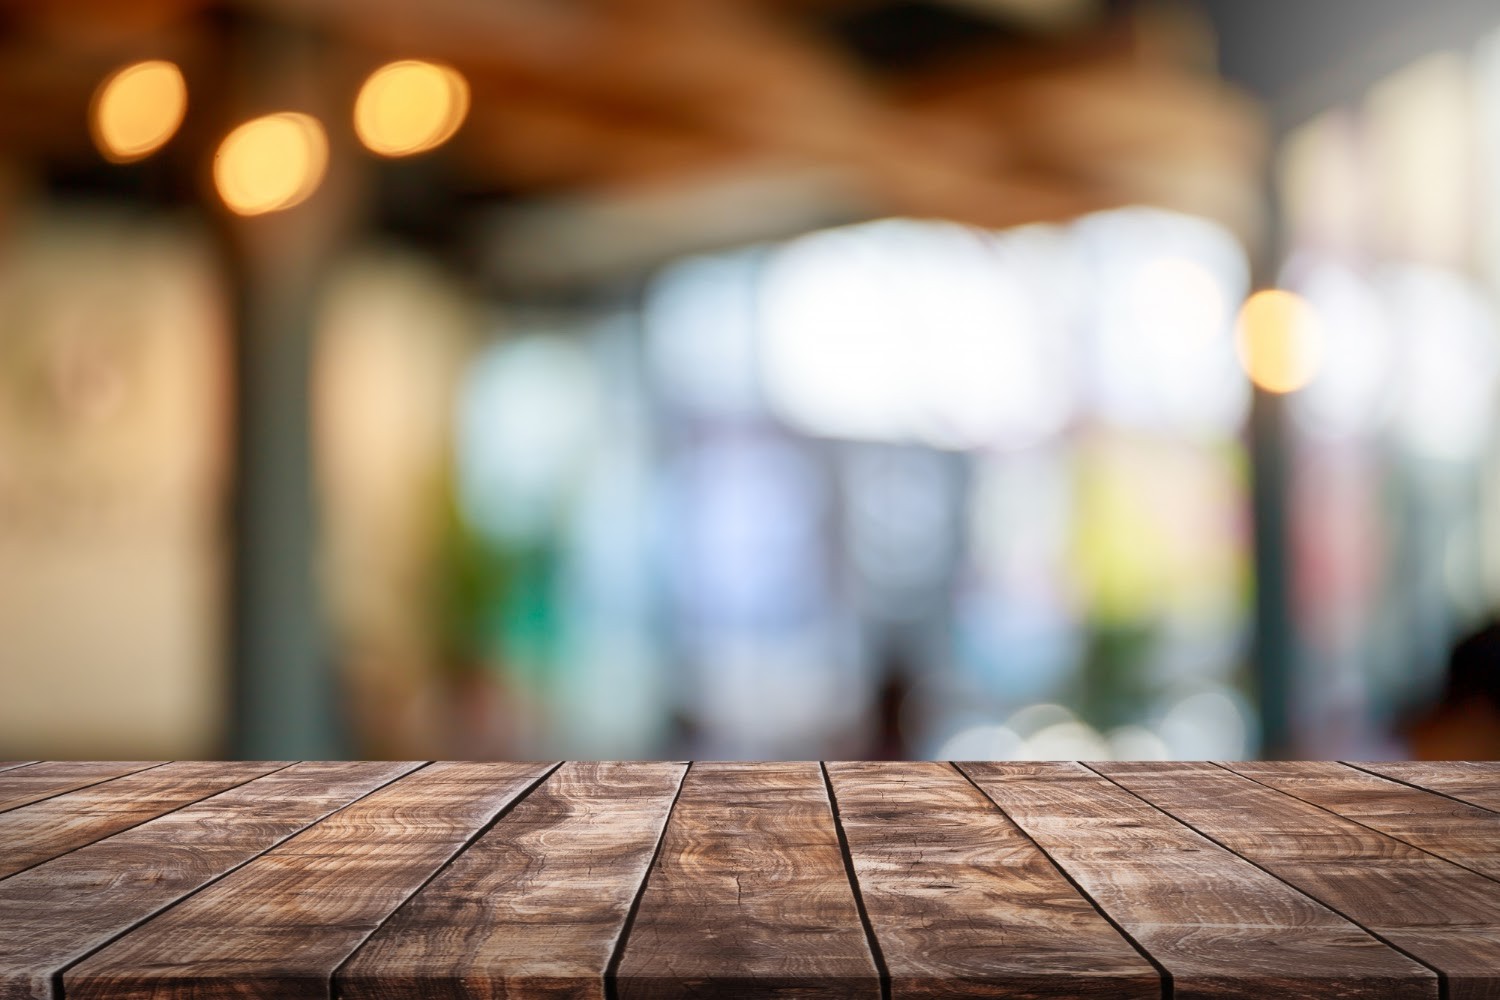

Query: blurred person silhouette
[1406,622,1500,760]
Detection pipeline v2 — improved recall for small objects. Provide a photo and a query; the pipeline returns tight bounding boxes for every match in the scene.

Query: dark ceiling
[1199,0,1500,129]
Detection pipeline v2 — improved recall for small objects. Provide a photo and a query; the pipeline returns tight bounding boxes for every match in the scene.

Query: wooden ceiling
[0,0,1266,270]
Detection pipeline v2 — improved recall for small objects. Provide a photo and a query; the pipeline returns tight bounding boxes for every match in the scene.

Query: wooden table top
[0,760,1497,1000]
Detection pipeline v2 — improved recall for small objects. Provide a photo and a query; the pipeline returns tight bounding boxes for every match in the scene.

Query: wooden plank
[340,760,687,1000]
[0,761,291,880]
[0,761,162,814]
[826,761,1160,999]
[66,761,556,1000]
[0,763,35,775]
[1097,761,1500,1000]
[1227,761,1500,883]
[615,760,881,999]
[1351,762,1500,813]
[0,761,420,1000]
[961,761,1434,1000]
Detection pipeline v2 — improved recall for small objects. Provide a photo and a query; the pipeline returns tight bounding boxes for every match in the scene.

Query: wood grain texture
[1099,761,1500,1000]
[0,761,162,814]
[2,761,1498,999]
[826,761,1159,999]
[340,760,687,1000]
[961,761,1433,1000]
[615,761,881,999]
[66,761,555,1000]
[0,760,419,1000]
[0,760,290,880]
[0,763,35,775]
[1351,762,1500,813]
[1227,761,1500,882]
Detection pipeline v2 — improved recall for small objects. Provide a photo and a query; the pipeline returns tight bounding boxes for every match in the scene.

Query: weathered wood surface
[340,760,687,1000]
[0,761,1496,999]
[0,761,161,814]
[0,761,419,1000]
[961,761,1433,999]
[1227,760,1500,882]
[0,760,289,880]
[826,761,1159,999]
[615,761,882,999]
[66,761,556,1000]
[1353,761,1500,813]
[1098,761,1500,999]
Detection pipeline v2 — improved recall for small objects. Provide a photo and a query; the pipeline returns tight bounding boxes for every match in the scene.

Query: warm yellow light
[90,60,187,163]
[353,60,469,157]
[1235,289,1324,394]
[213,112,328,216]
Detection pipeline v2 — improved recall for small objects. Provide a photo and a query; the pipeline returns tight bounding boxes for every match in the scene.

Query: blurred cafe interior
[4,0,1500,762]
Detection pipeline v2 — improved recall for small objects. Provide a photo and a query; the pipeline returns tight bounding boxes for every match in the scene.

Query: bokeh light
[932,724,1022,760]
[1285,259,1395,438]
[353,60,470,157]
[90,60,187,163]
[758,218,1073,450]
[1155,687,1253,758]
[644,249,762,418]
[212,113,328,216]
[1081,207,1250,434]
[456,335,602,545]
[1234,289,1324,393]
[1386,265,1500,460]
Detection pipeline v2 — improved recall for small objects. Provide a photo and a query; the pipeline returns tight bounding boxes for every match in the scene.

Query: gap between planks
[1343,762,1500,816]
[327,761,566,991]
[951,762,1174,1000]
[0,762,168,816]
[820,761,892,1000]
[44,762,436,1000]
[1215,762,1500,890]
[601,761,692,1000]
[1080,762,1448,1000]
[0,761,302,885]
